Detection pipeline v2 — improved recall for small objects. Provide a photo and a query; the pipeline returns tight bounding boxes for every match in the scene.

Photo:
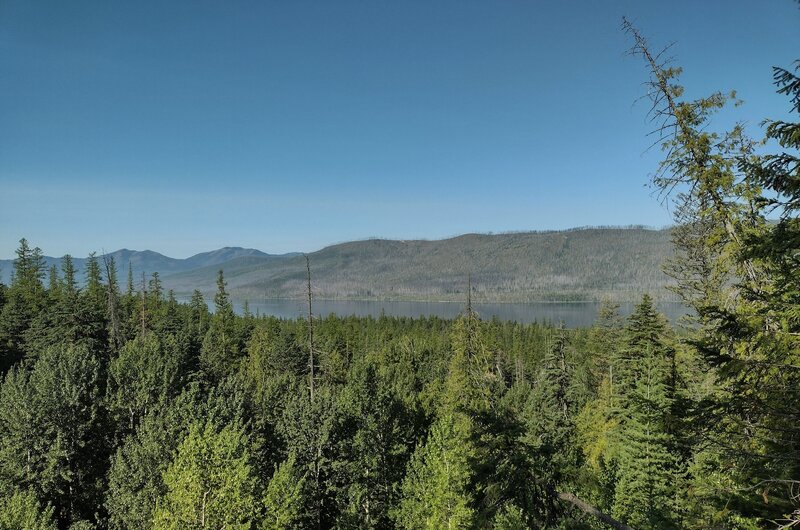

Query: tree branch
[557,492,636,530]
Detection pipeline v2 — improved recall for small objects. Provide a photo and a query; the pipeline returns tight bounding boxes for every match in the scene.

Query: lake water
[233,299,690,328]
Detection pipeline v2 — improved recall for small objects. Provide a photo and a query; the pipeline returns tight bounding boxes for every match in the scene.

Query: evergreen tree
[62,255,78,297]
[519,331,581,525]
[25,254,107,356]
[0,345,108,527]
[104,255,122,350]
[626,21,800,520]
[189,290,209,341]
[609,296,678,529]
[332,358,413,528]
[612,348,677,530]
[47,265,59,301]
[491,503,528,530]
[200,270,241,381]
[107,333,188,435]
[0,239,46,371]
[148,271,163,304]
[126,264,134,298]
[106,389,201,530]
[84,253,104,309]
[279,387,339,529]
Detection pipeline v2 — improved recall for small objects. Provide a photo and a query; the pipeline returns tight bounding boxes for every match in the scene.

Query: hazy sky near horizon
[1,1,798,259]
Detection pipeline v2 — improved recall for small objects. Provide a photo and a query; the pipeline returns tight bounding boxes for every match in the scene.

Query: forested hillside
[166,227,676,303]
[0,247,290,285]
[2,227,676,304]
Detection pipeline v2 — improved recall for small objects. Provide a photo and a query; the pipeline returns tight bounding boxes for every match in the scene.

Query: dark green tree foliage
[626,19,800,524]
[0,239,46,371]
[247,323,306,379]
[84,253,105,310]
[519,331,582,525]
[107,333,188,435]
[107,412,178,530]
[104,256,123,351]
[278,386,339,530]
[395,412,477,529]
[2,188,798,530]
[0,345,108,526]
[332,357,414,528]
[26,255,108,357]
[47,265,60,300]
[200,270,242,381]
[610,296,678,529]
[106,378,252,530]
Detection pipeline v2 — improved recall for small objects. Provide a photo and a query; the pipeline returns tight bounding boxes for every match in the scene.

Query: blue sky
[1,1,798,259]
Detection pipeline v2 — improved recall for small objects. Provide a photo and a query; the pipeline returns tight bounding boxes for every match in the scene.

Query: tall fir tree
[200,270,241,381]
[0,239,46,371]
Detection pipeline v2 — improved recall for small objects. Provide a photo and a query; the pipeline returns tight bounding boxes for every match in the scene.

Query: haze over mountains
[1,227,676,303]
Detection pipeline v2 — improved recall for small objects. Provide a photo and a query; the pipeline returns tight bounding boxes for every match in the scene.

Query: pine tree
[625,21,800,520]
[126,264,134,298]
[148,272,163,304]
[84,253,104,308]
[0,345,108,527]
[519,331,580,524]
[0,239,46,370]
[106,390,201,530]
[107,333,187,435]
[61,255,78,297]
[610,296,677,529]
[332,359,413,528]
[200,270,241,381]
[278,387,338,530]
[46,265,59,301]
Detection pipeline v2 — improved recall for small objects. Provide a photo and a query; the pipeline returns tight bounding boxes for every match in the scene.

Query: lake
[232,299,690,328]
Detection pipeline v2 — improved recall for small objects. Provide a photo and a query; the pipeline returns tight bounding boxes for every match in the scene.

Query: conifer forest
[0,20,798,530]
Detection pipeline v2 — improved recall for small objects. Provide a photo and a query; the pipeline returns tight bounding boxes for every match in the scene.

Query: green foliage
[106,387,217,530]
[200,270,243,381]
[491,503,528,530]
[0,345,108,527]
[0,488,56,530]
[625,19,800,523]
[107,333,187,435]
[332,358,414,528]
[0,239,46,371]
[278,386,339,529]
[261,456,305,530]
[107,413,176,530]
[395,413,476,529]
[152,420,256,529]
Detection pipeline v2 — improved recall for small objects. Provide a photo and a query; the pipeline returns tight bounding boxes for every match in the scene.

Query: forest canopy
[0,22,797,530]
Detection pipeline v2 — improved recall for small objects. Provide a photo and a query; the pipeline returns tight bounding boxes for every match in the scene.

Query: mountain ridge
[0,228,676,302]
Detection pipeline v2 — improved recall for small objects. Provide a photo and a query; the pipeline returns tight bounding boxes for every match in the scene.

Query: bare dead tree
[306,254,315,401]
[557,492,636,530]
[140,271,147,336]
[102,253,122,349]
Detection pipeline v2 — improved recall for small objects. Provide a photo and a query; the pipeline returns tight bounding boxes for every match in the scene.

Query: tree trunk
[557,492,635,530]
